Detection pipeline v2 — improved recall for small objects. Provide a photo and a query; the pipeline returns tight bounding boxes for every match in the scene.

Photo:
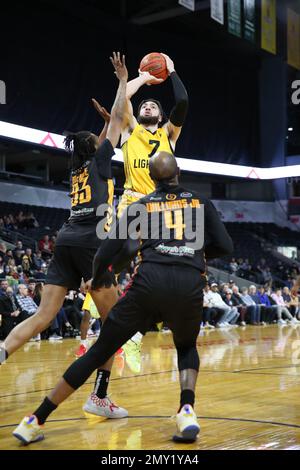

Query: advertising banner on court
[243,0,256,43]
[287,9,300,70]
[210,0,224,24]
[261,0,276,54]
[228,0,242,37]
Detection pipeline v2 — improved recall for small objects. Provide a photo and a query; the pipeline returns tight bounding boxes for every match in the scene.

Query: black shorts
[46,245,116,290]
[109,263,205,339]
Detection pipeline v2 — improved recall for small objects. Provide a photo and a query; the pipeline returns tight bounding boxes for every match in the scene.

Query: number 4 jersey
[122,124,173,196]
[56,139,114,249]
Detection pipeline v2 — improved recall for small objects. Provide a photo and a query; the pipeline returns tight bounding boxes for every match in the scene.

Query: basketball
[139,52,168,84]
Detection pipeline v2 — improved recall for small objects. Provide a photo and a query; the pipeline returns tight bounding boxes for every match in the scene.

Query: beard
[138,115,160,126]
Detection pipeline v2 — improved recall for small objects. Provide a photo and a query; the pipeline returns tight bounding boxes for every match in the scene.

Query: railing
[207,266,259,288]
[0,227,37,251]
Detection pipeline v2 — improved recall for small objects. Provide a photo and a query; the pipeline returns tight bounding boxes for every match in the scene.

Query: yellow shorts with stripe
[117,189,147,219]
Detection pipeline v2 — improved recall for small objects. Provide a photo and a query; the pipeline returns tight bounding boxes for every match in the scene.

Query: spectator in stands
[259,258,267,269]
[33,251,43,271]
[13,249,23,267]
[231,285,247,326]
[63,291,83,331]
[0,242,7,259]
[22,248,35,276]
[4,249,13,264]
[15,212,25,227]
[286,276,294,290]
[0,280,9,296]
[13,241,25,257]
[202,285,218,328]
[271,288,299,324]
[4,215,17,231]
[34,263,47,281]
[24,212,39,229]
[229,258,238,274]
[240,287,261,325]
[16,285,38,316]
[219,283,230,298]
[38,235,53,256]
[205,283,239,328]
[223,290,240,325]
[257,286,278,323]
[15,284,40,341]
[16,266,27,284]
[0,218,4,230]
[0,287,28,338]
[261,266,272,285]
[275,261,285,279]
[27,279,36,299]
[33,283,44,306]
[248,285,266,325]
[7,258,17,273]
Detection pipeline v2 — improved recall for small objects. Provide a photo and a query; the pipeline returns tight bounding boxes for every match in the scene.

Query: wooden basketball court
[1,325,300,450]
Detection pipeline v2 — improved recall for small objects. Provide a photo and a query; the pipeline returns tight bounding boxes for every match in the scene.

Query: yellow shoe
[13,415,44,445]
[123,338,142,374]
[174,404,200,442]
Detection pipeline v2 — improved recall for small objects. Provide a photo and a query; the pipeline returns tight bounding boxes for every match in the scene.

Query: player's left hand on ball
[160,53,175,74]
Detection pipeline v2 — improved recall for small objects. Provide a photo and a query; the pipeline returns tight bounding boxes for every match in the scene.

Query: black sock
[179,389,195,411]
[93,369,111,399]
[33,397,57,425]
[0,347,8,364]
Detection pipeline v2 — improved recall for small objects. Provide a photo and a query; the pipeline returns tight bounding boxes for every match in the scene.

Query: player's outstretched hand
[91,99,111,122]
[110,52,128,82]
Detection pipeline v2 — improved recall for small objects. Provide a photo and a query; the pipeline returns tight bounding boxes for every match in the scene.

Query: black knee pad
[176,344,199,372]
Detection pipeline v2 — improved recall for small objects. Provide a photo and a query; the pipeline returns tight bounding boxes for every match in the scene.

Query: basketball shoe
[75,343,88,358]
[83,394,128,418]
[123,333,143,374]
[175,404,200,442]
[13,415,44,445]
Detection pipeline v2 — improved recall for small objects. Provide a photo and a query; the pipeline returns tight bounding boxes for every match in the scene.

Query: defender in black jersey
[14,152,233,444]
[2,54,128,419]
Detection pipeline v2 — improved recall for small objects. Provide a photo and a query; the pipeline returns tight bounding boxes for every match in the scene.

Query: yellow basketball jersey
[82,293,99,318]
[122,124,173,195]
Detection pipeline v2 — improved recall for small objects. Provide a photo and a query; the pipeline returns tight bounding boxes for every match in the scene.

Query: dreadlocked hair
[64,131,96,170]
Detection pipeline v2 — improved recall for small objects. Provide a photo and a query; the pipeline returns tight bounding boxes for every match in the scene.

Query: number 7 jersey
[122,124,173,195]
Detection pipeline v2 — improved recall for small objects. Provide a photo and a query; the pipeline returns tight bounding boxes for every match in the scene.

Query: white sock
[81,339,88,346]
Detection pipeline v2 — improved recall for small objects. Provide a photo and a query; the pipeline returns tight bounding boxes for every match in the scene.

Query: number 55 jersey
[56,138,114,248]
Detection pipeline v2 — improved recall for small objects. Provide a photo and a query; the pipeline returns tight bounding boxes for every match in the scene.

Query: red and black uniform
[46,139,116,290]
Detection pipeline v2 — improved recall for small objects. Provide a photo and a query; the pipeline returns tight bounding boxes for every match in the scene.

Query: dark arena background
[1,0,300,455]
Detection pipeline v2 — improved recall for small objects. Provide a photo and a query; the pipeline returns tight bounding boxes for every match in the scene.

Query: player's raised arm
[122,71,163,135]
[161,53,188,148]
[106,52,128,148]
